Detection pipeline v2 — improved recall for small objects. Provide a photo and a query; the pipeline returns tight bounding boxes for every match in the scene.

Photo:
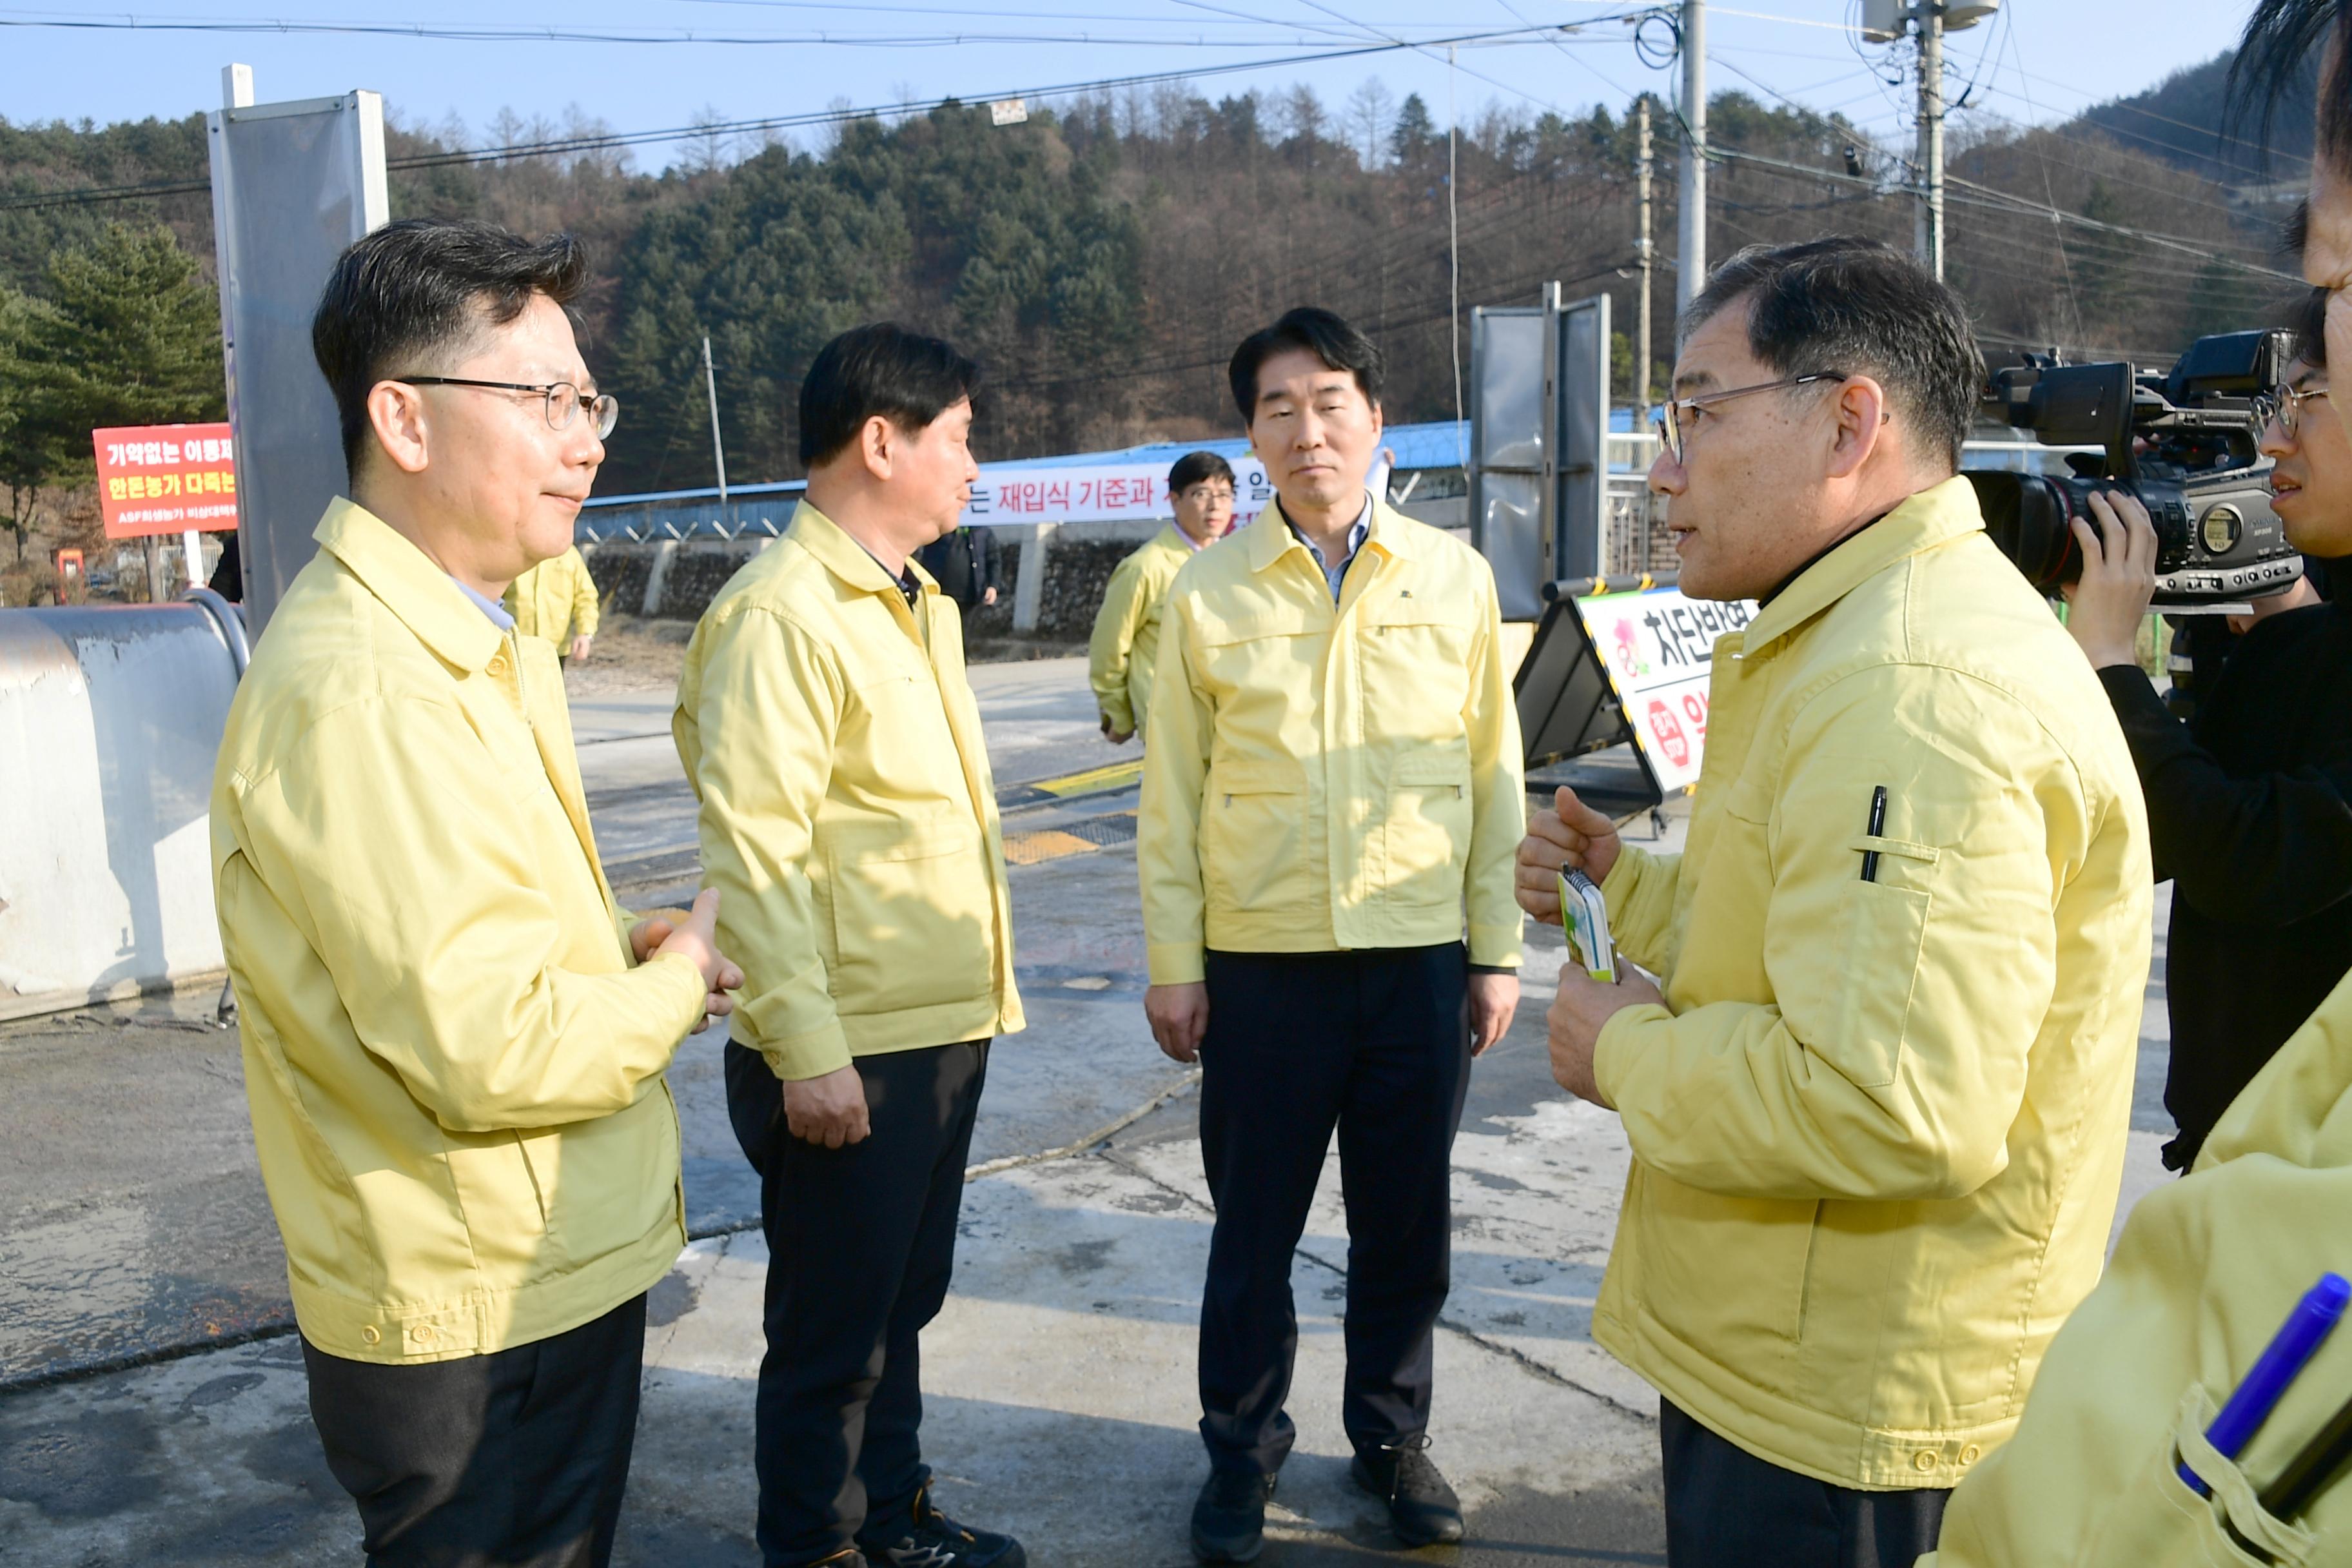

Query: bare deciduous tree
[1346,77,1396,169]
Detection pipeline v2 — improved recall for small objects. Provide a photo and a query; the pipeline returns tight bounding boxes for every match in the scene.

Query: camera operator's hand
[2062,489,2159,671]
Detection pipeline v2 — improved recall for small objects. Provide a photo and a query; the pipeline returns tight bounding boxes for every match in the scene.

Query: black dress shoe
[1191,1467,1278,1563]
[1351,1436,1465,1546]
[857,1486,1025,1568]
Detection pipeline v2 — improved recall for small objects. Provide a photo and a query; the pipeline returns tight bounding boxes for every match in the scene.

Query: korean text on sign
[92,422,240,540]
[1574,585,1759,795]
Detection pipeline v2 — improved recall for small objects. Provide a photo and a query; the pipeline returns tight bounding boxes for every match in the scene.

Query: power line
[0,19,1576,213]
[0,6,1521,47]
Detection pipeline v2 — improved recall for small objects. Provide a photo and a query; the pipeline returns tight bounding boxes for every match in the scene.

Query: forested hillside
[0,63,2308,504]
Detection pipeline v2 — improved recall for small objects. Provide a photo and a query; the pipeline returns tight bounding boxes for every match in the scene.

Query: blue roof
[583,412,1649,511]
[1058,419,1473,472]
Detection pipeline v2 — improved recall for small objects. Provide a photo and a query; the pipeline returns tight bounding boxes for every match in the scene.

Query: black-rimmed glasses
[1654,371,1849,464]
[394,376,620,440]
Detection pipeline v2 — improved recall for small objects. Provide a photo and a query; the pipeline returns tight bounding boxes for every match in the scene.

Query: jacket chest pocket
[848,665,956,781]
[1193,614,1319,700]
[1202,755,1313,916]
[1362,609,1471,713]
[1382,745,1473,906]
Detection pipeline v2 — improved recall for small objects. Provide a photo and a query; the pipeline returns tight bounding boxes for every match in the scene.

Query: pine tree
[28,220,225,437]
[1390,93,1437,170]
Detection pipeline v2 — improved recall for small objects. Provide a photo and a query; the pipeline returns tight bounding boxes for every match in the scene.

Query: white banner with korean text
[1573,585,1759,795]
[959,456,1277,528]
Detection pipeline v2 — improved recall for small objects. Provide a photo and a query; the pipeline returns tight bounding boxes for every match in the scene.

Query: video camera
[1966,329,2304,609]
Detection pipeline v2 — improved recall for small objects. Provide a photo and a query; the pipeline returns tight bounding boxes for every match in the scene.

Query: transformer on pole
[1859,1,2000,282]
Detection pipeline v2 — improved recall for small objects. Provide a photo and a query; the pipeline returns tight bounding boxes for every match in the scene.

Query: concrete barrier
[0,598,246,1021]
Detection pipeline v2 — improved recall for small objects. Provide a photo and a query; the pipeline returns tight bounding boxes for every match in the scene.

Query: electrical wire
[0,17,1576,213]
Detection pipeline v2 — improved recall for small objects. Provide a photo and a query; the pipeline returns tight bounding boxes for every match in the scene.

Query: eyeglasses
[394,376,620,440]
[2255,382,2332,439]
[1653,371,1849,464]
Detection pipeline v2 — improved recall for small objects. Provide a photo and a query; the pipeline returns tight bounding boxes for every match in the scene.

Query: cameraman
[2062,285,2352,1173]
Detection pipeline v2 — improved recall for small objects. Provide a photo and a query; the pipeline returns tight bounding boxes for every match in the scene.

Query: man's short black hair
[2235,1,2347,172]
[1228,307,1384,424]
[2292,285,2332,370]
[312,218,589,478]
[1681,236,1983,472]
[798,322,983,467]
[1168,451,1235,494]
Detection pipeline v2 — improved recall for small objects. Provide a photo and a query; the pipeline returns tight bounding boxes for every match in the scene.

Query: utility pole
[1636,94,1654,414]
[701,333,729,504]
[1914,1,1946,279]
[1676,0,1707,312]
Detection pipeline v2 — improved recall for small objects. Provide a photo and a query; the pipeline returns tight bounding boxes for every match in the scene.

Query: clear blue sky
[2,3,2251,171]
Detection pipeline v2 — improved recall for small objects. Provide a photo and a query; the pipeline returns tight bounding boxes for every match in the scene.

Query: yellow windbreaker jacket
[504,543,602,648]
[1926,969,2352,1567]
[673,504,1024,1083]
[1138,496,1525,983]
[211,502,709,1366]
[1589,478,2151,1488]
[1088,523,1196,736]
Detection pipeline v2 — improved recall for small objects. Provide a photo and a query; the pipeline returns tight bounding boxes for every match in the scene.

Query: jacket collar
[315,498,507,674]
[789,500,940,598]
[1245,491,1422,575]
[1737,475,1984,654]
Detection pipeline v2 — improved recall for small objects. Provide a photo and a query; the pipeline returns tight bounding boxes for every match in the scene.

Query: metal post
[1915,2,1946,279]
[1676,0,1707,311]
[1636,95,1654,415]
[701,333,729,505]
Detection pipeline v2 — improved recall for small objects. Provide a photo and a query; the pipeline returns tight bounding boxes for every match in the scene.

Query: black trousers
[301,1293,647,1568]
[725,1039,990,1568]
[1196,943,1471,1475]
[1659,1399,1947,1568]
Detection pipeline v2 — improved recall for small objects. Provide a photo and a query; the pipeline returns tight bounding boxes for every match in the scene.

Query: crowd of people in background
[197,3,2352,1565]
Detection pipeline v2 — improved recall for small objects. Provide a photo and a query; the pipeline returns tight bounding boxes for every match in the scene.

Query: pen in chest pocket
[1861,785,1888,882]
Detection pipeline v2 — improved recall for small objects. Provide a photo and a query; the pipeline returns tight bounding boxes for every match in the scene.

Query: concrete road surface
[0,656,2174,1566]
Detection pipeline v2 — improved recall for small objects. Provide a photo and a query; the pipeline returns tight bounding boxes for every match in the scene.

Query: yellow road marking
[1032,760,1142,798]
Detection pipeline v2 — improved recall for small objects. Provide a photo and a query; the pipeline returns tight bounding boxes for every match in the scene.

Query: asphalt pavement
[0,654,2174,1566]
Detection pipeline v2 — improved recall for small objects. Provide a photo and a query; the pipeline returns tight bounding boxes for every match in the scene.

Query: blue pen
[2180,1272,2352,1494]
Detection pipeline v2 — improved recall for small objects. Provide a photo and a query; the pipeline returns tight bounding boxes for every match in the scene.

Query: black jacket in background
[2098,596,2352,1170]
[914,526,1003,611]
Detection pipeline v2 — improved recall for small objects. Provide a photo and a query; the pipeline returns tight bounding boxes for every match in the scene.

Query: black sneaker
[856,1487,1026,1568]
[1351,1436,1464,1547]
[1190,1467,1278,1563]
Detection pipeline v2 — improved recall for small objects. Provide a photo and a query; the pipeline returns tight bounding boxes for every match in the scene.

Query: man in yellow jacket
[504,540,600,663]
[212,219,740,1566]
[1088,449,1235,742]
[675,323,1026,1568]
[1139,307,1525,1562]
[1516,237,2150,1565]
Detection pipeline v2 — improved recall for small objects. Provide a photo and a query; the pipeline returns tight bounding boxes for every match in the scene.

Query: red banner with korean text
[93,423,239,539]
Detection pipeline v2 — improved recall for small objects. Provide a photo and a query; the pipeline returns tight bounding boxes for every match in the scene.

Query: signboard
[1574,585,1757,794]
[961,454,1277,529]
[93,423,239,539]
[208,81,388,636]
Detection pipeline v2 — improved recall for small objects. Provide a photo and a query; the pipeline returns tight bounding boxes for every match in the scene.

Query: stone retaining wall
[580,522,1161,640]
[578,508,1547,646]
